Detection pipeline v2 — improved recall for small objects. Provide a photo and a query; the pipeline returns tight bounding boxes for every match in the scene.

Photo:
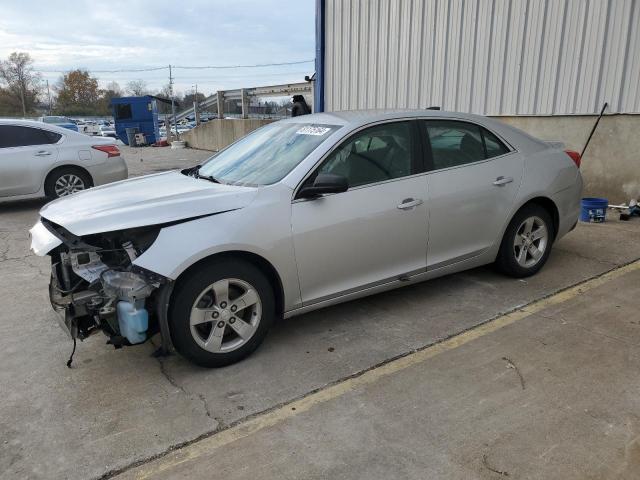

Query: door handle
[397,198,423,210]
[493,176,513,186]
[35,151,52,156]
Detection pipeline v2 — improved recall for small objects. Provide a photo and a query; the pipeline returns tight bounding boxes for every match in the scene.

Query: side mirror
[297,173,349,199]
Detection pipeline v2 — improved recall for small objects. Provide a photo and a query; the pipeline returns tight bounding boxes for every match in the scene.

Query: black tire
[44,167,92,199]
[169,258,275,368]
[495,204,555,278]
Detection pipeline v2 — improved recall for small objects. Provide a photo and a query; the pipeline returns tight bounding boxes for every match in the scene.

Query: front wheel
[495,204,554,278]
[169,259,275,367]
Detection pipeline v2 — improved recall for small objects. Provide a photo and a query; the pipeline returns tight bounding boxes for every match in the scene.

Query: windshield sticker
[296,126,332,136]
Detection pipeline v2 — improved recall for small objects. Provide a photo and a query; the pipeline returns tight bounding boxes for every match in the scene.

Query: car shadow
[0,198,49,214]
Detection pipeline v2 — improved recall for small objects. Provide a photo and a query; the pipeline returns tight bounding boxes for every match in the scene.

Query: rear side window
[483,128,510,158]
[0,126,62,148]
[424,120,510,170]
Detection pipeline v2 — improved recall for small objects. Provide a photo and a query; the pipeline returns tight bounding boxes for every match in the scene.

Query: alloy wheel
[513,216,548,268]
[54,174,86,197]
[189,278,262,353]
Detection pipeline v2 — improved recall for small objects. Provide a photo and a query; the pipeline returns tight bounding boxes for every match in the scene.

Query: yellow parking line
[119,260,640,480]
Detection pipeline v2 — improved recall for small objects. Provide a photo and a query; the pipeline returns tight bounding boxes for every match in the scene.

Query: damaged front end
[36,218,170,350]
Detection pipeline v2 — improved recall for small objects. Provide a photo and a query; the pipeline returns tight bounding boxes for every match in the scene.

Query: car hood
[39,170,258,236]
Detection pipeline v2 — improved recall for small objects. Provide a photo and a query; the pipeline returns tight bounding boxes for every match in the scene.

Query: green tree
[0,52,41,116]
[54,69,101,115]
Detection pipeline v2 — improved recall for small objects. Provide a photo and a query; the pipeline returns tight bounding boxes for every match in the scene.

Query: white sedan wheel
[54,173,86,197]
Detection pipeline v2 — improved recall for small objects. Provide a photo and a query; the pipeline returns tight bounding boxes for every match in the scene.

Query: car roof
[277,109,491,127]
[0,118,68,131]
[277,109,546,152]
[0,118,86,137]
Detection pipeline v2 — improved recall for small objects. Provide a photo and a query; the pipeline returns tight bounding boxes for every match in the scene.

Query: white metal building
[313,0,640,201]
[315,0,639,114]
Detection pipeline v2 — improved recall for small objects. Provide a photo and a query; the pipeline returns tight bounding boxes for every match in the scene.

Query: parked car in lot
[38,116,79,132]
[99,124,117,138]
[30,110,582,367]
[77,120,101,136]
[1,119,127,201]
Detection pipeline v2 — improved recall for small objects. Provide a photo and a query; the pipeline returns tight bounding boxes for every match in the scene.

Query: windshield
[197,122,340,186]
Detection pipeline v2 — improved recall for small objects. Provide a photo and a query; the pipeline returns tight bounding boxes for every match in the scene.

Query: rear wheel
[45,167,92,199]
[495,204,554,277]
[169,259,275,367]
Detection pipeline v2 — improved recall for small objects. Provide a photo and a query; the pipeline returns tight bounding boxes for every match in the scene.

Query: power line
[114,70,313,81]
[173,60,314,70]
[37,59,314,74]
[38,66,167,73]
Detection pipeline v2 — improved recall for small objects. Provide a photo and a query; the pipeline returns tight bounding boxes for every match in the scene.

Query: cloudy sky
[0,0,315,97]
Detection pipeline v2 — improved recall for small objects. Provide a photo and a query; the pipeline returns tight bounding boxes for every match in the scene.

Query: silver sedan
[30,110,582,367]
[0,119,128,201]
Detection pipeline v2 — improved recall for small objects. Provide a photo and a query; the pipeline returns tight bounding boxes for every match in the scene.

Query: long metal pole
[165,65,171,142]
[46,80,52,115]
[19,83,26,117]
[169,64,179,141]
[193,83,199,125]
[580,102,608,158]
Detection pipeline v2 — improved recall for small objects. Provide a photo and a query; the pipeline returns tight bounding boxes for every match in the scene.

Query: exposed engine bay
[43,218,170,350]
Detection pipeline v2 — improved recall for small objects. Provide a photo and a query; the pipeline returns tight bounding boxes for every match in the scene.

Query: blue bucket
[580,197,608,223]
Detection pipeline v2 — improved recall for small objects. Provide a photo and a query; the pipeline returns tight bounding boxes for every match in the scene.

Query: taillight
[92,144,120,157]
[565,150,581,168]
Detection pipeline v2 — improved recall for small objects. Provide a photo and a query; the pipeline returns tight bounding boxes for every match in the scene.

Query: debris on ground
[609,199,640,221]
[482,454,510,476]
[502,356,526,390]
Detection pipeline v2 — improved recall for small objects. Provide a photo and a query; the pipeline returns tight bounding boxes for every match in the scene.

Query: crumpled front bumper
[29,217,174,352]
[29,220,62,256]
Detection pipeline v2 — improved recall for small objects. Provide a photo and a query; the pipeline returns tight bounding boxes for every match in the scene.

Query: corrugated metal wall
[324,0,640,115]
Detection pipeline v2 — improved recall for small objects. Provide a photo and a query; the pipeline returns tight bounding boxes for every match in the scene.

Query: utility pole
[19,82,26,118]
[46,80,52,115]
[168,64,179,141]
[192,84,199,126]
[241,88,248,119]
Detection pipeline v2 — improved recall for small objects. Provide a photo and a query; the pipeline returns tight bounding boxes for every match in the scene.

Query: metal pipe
[580,102,608,158]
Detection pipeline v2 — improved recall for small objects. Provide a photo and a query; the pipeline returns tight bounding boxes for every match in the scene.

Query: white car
[0,119,128,200]
[30,110,582,367]
[99,125,117,139]
[78,121,101,136]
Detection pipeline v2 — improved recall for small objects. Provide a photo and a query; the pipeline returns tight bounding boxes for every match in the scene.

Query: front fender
[133,187,302,310]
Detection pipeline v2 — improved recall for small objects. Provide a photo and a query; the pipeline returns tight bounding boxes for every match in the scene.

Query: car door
[0,125,61,197]
[291,120,429,305]
[422,119,523,270]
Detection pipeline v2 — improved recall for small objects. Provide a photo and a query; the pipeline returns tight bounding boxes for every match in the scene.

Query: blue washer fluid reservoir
[116,300,149,344]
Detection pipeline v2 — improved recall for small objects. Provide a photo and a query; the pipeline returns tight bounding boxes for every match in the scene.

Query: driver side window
[315,121,414,188]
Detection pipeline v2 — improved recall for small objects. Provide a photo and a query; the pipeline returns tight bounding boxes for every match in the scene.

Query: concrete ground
[0,146,639,479]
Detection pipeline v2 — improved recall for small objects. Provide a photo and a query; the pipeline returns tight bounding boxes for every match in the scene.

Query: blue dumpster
[110,96,162,145]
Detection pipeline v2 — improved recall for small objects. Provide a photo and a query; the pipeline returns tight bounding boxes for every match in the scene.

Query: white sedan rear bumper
[90,156,128,187]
